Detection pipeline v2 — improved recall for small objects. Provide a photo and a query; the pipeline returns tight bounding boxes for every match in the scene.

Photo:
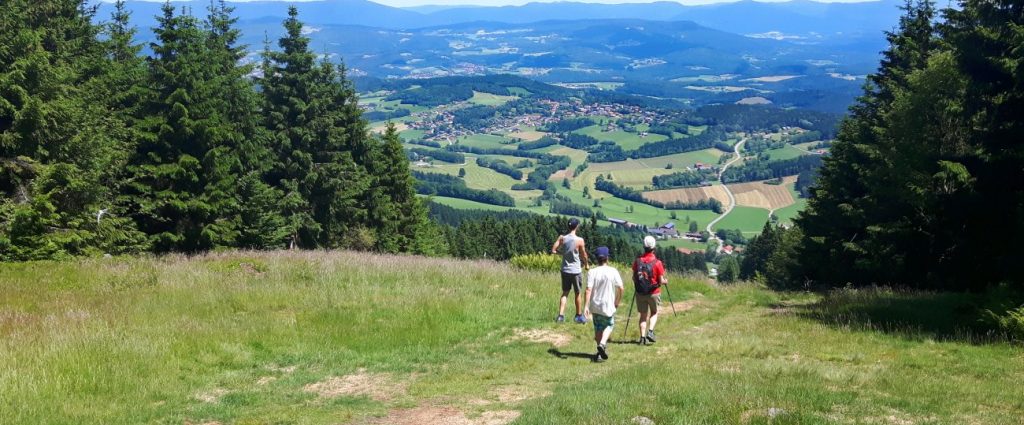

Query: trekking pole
[621,291,636,340]
[663,282,678,316]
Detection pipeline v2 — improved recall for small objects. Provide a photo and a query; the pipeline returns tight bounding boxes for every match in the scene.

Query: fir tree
[261,7,371,249]
[125,3,244,252]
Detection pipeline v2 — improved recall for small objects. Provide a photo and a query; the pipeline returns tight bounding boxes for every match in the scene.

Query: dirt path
[706,138,746,253]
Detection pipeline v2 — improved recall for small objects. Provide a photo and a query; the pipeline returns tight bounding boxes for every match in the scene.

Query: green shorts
[593,314,614,333]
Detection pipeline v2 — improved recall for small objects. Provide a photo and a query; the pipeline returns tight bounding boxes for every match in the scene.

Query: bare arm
[578,238,590,269]
[584,287,593,316]
[614,286,623,309]
[550,235,563,254]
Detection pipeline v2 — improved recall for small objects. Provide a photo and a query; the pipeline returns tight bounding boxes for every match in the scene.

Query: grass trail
[1,252,1021,424]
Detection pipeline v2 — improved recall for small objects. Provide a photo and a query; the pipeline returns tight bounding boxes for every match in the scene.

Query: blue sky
[112,0,881,9]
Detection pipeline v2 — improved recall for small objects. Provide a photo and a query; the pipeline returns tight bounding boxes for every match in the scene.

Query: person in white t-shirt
[583,246,624,363]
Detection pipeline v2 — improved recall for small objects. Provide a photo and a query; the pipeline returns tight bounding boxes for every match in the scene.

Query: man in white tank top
[550,218,590,323]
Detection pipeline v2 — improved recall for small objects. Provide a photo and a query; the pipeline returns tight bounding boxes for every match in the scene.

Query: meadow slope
[1,252,1021,424]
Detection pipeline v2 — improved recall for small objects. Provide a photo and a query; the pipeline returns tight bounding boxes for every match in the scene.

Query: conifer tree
[261,7,371,249]
[797,0,938,286]
[0,0,139,259]
[125,3,244,252]
[367,124,432,253]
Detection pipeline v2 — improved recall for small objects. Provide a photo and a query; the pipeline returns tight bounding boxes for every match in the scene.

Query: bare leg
[573,289,582,316]
[558,290,570,316]
[638,311,649,338]
[649,309,659,331]
[599,327,613,345]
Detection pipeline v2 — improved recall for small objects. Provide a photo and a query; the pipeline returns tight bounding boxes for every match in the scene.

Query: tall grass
[1,251,1022,424]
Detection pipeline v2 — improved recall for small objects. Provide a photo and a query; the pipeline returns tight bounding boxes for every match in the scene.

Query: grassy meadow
[2,251,1022,424]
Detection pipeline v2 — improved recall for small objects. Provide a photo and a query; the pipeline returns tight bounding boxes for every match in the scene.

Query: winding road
[706,138,746,253]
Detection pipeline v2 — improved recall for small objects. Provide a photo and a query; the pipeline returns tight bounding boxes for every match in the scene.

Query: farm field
[714,205,771,234]
[762,145,807,161]
[657,238,710,252]
[3,252,1021,424]
[588,149,724,174]
[456,134,512,149]
[572,125,668,151]
[729,177,797,210]
[468,91,518,106]
[642,185,731,206]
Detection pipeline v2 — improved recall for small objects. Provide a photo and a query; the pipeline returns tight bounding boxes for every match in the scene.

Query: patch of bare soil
[507,328,573,347]
[374,407,520,425]
[491,385,551,403]
[669,299,703,312]
[304,368,407,401]
[256,376,277,386]
[194,388,228,404]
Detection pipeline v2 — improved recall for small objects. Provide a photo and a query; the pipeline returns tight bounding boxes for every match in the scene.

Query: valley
[362,75,834,255]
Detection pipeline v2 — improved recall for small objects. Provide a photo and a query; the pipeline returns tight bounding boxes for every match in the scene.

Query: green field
[763,145,807,161]
[774,185,809,225]
[468,91,518,106]
[713,206,771,234]
[457,134,512,149]
[3,252,1021,424]
[657,238,709,251]
[398,128,426,141]
[573,125,668,151]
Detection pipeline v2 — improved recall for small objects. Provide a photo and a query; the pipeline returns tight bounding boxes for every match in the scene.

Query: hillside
[1,251,1021,423]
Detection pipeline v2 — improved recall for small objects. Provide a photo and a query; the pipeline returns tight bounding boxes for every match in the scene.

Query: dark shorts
[561,272,582,293]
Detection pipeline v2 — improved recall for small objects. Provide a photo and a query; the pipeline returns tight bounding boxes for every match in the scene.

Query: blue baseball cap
[595,246,610,258]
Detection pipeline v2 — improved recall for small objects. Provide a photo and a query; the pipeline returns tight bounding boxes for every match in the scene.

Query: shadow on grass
[790,287,1015,345]
[547,348,597,362]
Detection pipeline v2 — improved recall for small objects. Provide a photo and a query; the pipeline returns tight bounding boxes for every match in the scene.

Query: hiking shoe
[638,336,648,345]
[646,330,656,343]
[556,315,565,323]
[597,344,609,360]
[577,315,588,324]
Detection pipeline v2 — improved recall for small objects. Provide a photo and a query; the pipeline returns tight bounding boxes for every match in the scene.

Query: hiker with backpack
[632,236,667,345]
[583,246,623,362]
[551,217,590,324]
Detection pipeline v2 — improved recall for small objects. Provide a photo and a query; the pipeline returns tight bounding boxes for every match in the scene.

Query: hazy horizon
[98,0,888,9]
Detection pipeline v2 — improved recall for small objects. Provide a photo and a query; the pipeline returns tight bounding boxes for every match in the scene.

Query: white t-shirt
[587,265,624,317]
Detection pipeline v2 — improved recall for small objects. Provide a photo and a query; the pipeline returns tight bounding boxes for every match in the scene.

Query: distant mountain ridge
[98,0,903,37]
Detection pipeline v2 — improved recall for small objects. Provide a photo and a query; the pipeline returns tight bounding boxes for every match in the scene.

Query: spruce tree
[0,0,139,259]
[261,7,371,249]
[797,0,938,287]
[125,3,244,252]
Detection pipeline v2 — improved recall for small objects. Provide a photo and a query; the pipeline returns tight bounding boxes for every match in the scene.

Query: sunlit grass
[2,252,1021,424]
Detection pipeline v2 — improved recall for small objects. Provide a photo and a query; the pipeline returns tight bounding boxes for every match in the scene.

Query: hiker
[583,246,623,362]
[633,236,667,345]
[551,217,590,323]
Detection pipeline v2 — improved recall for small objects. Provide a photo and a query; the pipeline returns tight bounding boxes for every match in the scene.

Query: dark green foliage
[1,2,431,259]
[517,136,558,151]
[722,155,823,183]
[409,147,465,164]
[740,222,780,280]
[542,117,596,133]
[559,133,599,149]
[260,6,374,249]
[717,255,740,283]
[652,169,717,189]
[476,157,523,180]
[412,171,515,207]
[796,0,1024,291]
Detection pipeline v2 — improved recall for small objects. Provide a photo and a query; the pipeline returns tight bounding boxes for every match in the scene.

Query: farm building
[607,218,637,229]
[648,222,679,238]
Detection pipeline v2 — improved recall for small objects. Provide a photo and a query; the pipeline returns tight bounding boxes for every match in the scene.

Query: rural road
[706,138,746,253]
